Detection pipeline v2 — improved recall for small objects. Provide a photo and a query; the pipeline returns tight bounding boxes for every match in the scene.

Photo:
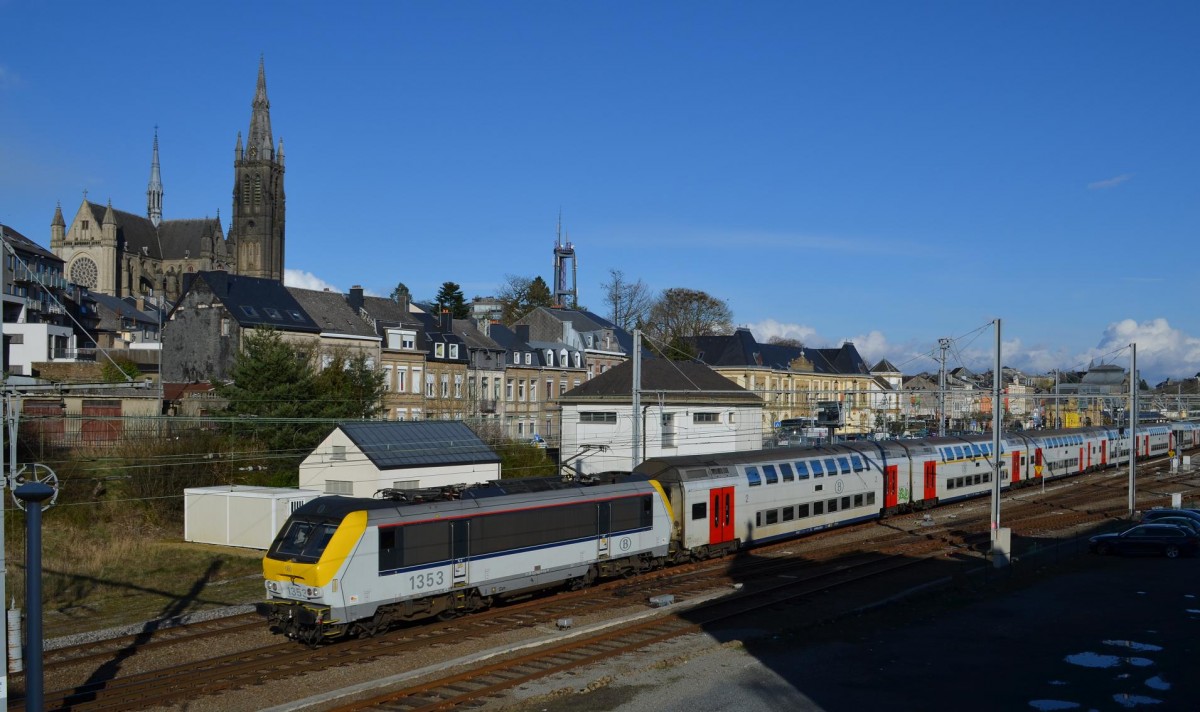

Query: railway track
[14,456,1199,711]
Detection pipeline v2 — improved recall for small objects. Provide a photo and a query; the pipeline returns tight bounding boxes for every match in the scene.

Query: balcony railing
[52,348,96,362]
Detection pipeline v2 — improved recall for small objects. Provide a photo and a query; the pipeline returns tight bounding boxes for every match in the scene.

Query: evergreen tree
[435,281,469,319]
[390,281,412,304]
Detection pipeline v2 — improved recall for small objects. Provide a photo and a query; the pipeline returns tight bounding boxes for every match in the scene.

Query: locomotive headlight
[265,580,281,594]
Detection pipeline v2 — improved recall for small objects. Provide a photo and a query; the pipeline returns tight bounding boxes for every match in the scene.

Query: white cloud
[747,319,820,345]
[1080,318,1200,383]
[284,269,339,292]
[1087,173,1132,190]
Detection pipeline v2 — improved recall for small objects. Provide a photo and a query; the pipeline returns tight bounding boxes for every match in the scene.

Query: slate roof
[452,319,504,352]
[180,271,320,332]
[538,307,635,354]
[287,287,378,338]
[559,359,761,404]
[337,421,500,470]
[88,291,158,327]
[360,296,423,329]
[690,329,871,376]
[2,224,60,262]
[83,201,223,261]
[871,358,900,373]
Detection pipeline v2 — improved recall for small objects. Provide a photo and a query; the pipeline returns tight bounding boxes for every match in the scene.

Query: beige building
[690,329,877,439]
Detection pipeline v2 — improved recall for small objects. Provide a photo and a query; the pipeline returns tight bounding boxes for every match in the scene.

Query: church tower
[147,129,163,228]
[231,57,285,280]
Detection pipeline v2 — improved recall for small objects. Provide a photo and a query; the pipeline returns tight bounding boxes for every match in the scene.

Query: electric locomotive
[259,476,673,644]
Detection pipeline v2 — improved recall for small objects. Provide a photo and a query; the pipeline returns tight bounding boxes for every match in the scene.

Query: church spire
[147,128,163,228]
[246,55,273,160]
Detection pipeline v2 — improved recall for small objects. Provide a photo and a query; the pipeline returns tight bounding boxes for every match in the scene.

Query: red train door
[1143,435,1150,458]
[1033,448,1043,480]
[709,487,735,545]
[1078,447,1085,473]
[1012,452,1021,482]
[885,465,899,508]
[923,461,936,501]
[1100,440,1107,466]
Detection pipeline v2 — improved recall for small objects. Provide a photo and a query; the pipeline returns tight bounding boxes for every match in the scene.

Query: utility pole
[1128,343,1137,516]
[937,338,950,437]
[630,330,641,473]
[990,319,1009,568]
[0,221,7,708]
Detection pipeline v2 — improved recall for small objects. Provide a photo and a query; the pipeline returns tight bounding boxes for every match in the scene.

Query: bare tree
[644,287,734,347]
[768,336,805,348]
[601,269,654,332]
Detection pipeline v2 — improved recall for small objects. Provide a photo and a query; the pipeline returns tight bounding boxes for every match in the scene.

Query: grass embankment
[7,507,266,639]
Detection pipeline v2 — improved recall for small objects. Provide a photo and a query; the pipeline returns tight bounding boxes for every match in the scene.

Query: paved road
[499,552,1200,711]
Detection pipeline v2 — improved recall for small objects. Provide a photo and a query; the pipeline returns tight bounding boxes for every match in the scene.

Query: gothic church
[51,59,286,302]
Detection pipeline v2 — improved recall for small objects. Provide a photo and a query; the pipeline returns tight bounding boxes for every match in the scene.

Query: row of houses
[4,224,1149,456]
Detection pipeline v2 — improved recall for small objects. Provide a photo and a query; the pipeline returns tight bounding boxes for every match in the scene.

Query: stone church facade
[50,59,286,302]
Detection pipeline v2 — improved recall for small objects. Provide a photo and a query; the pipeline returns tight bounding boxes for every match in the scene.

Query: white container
[183,485,322,549]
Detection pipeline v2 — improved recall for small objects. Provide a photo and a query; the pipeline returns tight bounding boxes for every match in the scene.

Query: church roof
[81,201,223,261]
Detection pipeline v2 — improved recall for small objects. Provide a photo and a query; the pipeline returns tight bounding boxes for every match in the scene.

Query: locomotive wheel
[1164,545,1180,559]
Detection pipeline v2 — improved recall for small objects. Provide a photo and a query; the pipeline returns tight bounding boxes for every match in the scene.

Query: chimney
[348,285,364,313]
[516,324,531,344]
[441,309,453,333]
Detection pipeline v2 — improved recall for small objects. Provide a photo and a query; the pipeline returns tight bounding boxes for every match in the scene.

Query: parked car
[1152,517,1200,536]
[1141,509,1200,527]
[1089,524,1200,559]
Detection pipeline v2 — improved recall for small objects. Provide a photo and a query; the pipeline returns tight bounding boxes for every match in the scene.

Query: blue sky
[2,2,1198,383]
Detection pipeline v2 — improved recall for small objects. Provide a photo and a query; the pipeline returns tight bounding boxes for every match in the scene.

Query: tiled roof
[88,291,158,327]
[452,319,504,351]
[337,421,499,470]
[360,296,422,328]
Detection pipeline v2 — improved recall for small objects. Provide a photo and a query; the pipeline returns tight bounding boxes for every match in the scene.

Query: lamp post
[14,481,54,711]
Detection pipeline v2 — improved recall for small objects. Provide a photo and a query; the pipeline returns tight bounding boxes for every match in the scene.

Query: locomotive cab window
[271,519,340,563]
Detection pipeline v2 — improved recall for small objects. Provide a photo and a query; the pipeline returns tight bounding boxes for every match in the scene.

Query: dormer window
[513,352,521,364]
[449,343,459,359]
[524,353,531,365]
[435,343,445,359]
[572,352,581,368]
[545,349,554,366]
[559,348,568,367]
